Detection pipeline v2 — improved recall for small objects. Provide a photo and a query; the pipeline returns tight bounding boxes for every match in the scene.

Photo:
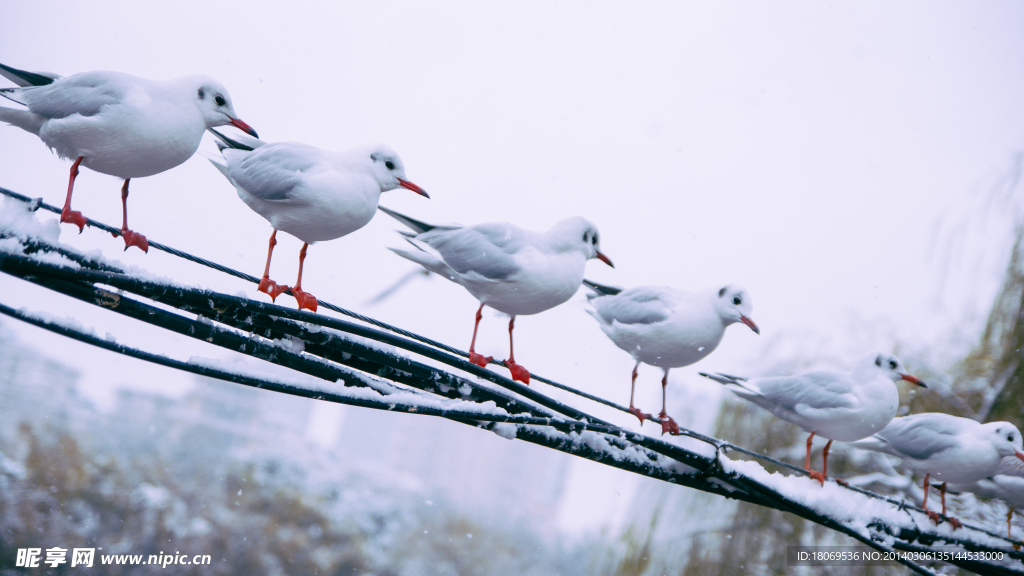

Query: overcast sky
[2,1,1023,534]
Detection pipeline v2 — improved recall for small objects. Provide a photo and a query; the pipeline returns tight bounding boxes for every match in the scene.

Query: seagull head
[983,422,1024,463]
[189,76,258,138]
[870,353,927,387]
[368,147,429,198]
[714,285,758,334]
[549,217,613,267]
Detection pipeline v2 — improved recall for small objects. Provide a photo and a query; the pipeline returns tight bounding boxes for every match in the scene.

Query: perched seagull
[380,207,613,384]
[207,130,428,312]
[0,61,257,252]
[850,413,1024,529]
[701,353,926,484]
[584,280,759,435]
[948,456,1024,539]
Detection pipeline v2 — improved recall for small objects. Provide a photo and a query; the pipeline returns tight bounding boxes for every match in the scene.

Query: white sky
[2,1,1023,536]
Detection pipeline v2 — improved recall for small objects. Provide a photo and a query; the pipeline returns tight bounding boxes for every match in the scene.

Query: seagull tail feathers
[0,62,59,87]
[0,106,44,135]
[699,372,760,400]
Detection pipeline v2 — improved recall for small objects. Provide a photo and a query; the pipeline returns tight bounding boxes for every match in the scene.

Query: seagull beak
[398,178,430,198]
[740,315,760,335]
[229,117,259,139]
[596,251,614,268]
[1016,451,1024,463]
[900,374,928,388]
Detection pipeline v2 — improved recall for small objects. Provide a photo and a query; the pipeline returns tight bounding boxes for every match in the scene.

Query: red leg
[290,242,318,312]
[658,370,679,435]
[627,361,651,425]
[804,433,825,485]
[1009,507,1016,541]
[922,474,942,524]
[467,303,492,368]
[257,230,289,302]
[940,482,961,530]
[60,156,87,232]
[111,179,148,252]
[504,316,530,384]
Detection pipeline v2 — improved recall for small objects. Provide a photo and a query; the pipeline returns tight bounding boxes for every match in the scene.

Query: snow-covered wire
[3,189,1024,574]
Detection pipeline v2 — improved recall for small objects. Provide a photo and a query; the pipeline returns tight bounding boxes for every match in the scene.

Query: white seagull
[0,61,257,252]
[850,412,1024,529]
[208,131,428,312]
[948,456,1024,539]
[584,280,760,435]
[381,207,613,384]
[701,353,926,484]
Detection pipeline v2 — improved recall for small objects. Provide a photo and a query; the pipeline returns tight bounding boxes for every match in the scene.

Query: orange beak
[397,178,430,198]
[596,251,614,268]
[900,374,928,388]
[229,117,259,138]
[740,315,760,335]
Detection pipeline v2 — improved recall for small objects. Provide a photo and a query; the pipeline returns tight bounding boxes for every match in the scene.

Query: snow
[720,456,1013,548]
[0,197,61,244]
[492,423,518,440]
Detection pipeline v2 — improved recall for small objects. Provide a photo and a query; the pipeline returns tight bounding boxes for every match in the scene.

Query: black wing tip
[377,205,436,234]
[208,128,255,152]
[582,279,623,296]
[0,62,56,87]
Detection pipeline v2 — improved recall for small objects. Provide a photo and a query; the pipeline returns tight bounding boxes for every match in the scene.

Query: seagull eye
[732,296,742,306]
[889,360,898,369]
[1010,434,1015,442]
[592,235,598,245]
[215,95,226,106]
[197,88,205,100]
[385,160,395,170]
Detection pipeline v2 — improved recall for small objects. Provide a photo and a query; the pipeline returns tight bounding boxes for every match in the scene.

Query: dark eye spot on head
[591,234,598,245]
[875,356,883,367]
[215,95,226,106]
[732,295,742,306]
[889,360,898,369]
[719,287,727,297]
[197,88,205,100]
[385,160,395,170]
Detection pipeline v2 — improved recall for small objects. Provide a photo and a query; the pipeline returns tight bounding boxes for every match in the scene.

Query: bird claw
[60,208,87,233]
[628,407,652,425]
[505,359,530,385]
[119,229,149,253]
[292,288,318,313]
[469,352,492,368]
[258,277,289,302]
[926,510,942,525]
[658,412,680,436]
[835,478,849,487]
[807,470,826,486]
[948,516,962,531]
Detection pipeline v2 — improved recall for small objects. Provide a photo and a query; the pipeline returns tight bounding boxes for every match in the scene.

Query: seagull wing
[417,223,526,281]
[755,371,860,414]
[866,414,963,460]
[226,142,325,202]
[590,286,674,326]
[18,71,132,119]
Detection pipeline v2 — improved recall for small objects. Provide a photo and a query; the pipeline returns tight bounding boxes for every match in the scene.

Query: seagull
[380,207,613,384]
[207,130,428,312]
[850,413,1024,529]
[584,280,759,435]
[701,353,927,484]
[0,61,257,252]
[948,456,1024,539]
